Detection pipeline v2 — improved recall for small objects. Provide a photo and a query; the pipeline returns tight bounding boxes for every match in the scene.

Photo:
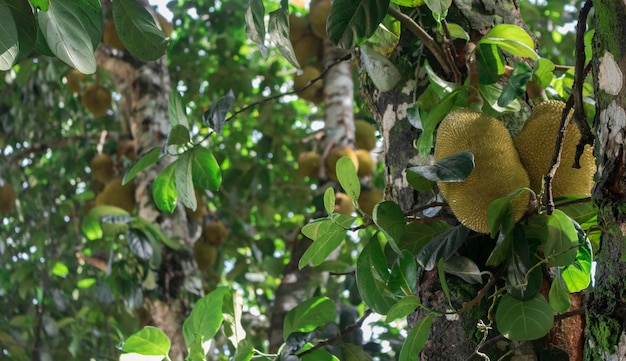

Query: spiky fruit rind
[326,146,359,181]
[515,100,595,198]
[95,177,136,214]
[82,85,112,117]
[355,149,376,177]
[334,192,356,215]
[203,221,229,246]
[194,241,218,273]
[0,182,17,213]
[298,151,321,178]
[358,188,383,216]
[355,120,377,151]
[91,154,115,183]
[435,109,530,234]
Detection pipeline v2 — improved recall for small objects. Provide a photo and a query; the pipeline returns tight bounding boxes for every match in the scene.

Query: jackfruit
[358,188,383,216]
[326,146,359,181]
[355,149,376,177]
[309,0,331,39]
[0,182,16,214]
[194,240,218,273]
[334,192,356,215]
[90,154,115,183]
[514,100,595,198]
[203,221,229,246]
[298,151,321,178]
[185,191,206,222]
[294,66,324,103]
[355,120,377,151]
[95,177,136,214]
[82,85,112,117]
[293,34,323,67]
[434,109,530,234]
[116,140,136,163]
[289,14,309,44]
[64,69,84,94]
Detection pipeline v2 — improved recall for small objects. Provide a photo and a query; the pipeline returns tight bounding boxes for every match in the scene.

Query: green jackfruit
[434,109,530,234]
[514,100,595,198]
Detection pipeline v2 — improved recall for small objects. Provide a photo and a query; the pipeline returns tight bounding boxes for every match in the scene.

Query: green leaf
[557,197,597,225]
[202,90,235,135]
[356,235,396,314]
[549,272,571,313]
[175,152,196,210]
[112,0,169,61]
[191,147,221,192]
[444,255,482,284]
[283,297,336,340]
[486,224,517,267]
[244,0,267,58]
[424,0,451,18]
[395,221,450,255]
[123,147,162,185]
[437,258,452,308]
[544,210,578,267]
[423,61,459,98]
[391,0,422,6]
[168,91,189,129]
[360,45,401,92]
[533,58,555,89]
[152,162,177,213]
[407,151,474,182]
[167,124,191,146]
[30,0,48,11]
[496,294,554,341]
[232,339,254,361]
[398,315,433,361]
[341,343,373,361]
[302,219,333,240]
[183,287,229,354]
[268,6,299,68]
[127,228,154,261]
[299,221,346,268]
[323,187,335,216]
[373,200,405,254]
[0,0,19,71]
[38,0,100,74]
[133,217,181,250]
[388,250,418,296]
[479,83,522,113]
[51,262,69,277]
[487,188,527,238]
[475,43,504,84]
[416,225,470,270]
[301,347,339,361]
[480,24,538,59]
[7,0,38,63]
[562,238,592,292]
[417,89,460,156]
[498,62,532,107]
[327,0,390,49]
[385,295,421,322]
[406,170,435,191]
[222,292,247,346]
[446,23,468,41]
[118,326,171,356]
[506,230,541,301]
[337,156,361,201]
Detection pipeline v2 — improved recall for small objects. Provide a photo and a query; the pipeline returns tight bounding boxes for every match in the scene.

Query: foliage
[0,0,600,360]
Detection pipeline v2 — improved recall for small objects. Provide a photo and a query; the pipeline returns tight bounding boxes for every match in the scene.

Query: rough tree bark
[586,1,626,360]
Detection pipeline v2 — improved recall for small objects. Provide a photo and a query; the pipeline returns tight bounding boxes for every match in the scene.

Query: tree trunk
[586,1,626,360]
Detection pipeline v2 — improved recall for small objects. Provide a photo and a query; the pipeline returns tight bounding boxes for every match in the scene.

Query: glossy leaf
[395,221,450,255]
[323,187,335,216]
[486,224,517,267]
[498,62,532,107]
[244,0,267,58]
[283,297,335,339]
[496,294,554,341]
[476,43,504,85]
[386,295,421,322]
[416,225,470,270]
[373,200,405,254]
[127,228,153,261]
[327,0,390,49]
[112,0,169,61]
[202,90,234,134]
[533,57,555,88]
[38,0,100,74]
[406,169,435,191]
[544,210,578,267]
[408,151,474,182]
[268,6,299,68]
[389,250,418,296]
[222,292,246,346]
[356,236,396,314]
[398,315,433,361]
[118,326,171,356]
[299,221,346,268]
[341,343,373,361]
[168,91,189,129]
[0,0,19,71]
[506,232,541,301]
[232,340,254,361]
[437,258,452,308]
[549,272,571,313]
[191,147,221,192]
[391,0,422,6]
[183,287,229,354]
[444,255,482,284]
[7,0,37,63]
[167,124,191,146]
[423,62,459,98]
[446,23,469,40]
[360,45,401,92]
[152,162,177,213]
[417,89,461,156]
[557,198,597,226]
[175,152,196,210]
[480,83,521,113]
[301,347,339,361]
[487,188,527,238]
[562,226,592,292]
[480,24,538,59]
[123,147,162,185]
[337,156,361,201]
[302,219,333,240]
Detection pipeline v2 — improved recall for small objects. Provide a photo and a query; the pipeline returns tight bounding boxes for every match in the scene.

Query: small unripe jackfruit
[90,154,115,183]
[82,85,112,117]
[0,182,17,214]
[355,120,377,151]
[289,14,310,45]
[309,0,331,39]
[194,241,218,273]
[102,19,124,50]
[355,149,376,177]
[203,221,229,246]
[334,192,356,215]
[294,66,324,103]
[326,146,359,181]
[95,177,136,214]
[514,100,595,198]
[434,109,530,234]
[358,188,383,216]
[64,69,85,94]
[298,151,321,178]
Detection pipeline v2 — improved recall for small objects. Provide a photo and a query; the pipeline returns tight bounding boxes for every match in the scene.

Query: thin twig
[458,274,497,315]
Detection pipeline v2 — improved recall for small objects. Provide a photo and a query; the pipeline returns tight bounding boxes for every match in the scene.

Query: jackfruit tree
[1,0,625,361]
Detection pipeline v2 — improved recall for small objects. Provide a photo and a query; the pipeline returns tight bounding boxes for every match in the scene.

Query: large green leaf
[496,294,554,341]
[244,0,267,58]
[475,43,504,85]
[398,315,433,361]
[407,151,474,182]
[123,147,162,185]
[191,147,221,192]
[183,287,230,354]
[356,236,396,314]
[506,230,541,301]
[498,62,532,107]
[388,250,418,296]
[327,0,390,49]
[268,5,299,68]
[561,226,592,292]
[487,188,527,238]
[112,0,169,61]
[417,89,461,156]
[0,0,19,71]
[386,295,421,322]
[416,225,469,270]
[152,162,177,213]
[443,255,482,284]
[302,218,333,240]
[548,272,571,313]
[544,210,578,267]
[479,24,538,59]
[175,152,196,210]
[393,221,450,255]
[373,200,405,254]
[38,0,101,74]
[299,221,347,268]
[283,297,336,340]
[7,0,37,63]
[336,156,360,201]
[117,326,171,356]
